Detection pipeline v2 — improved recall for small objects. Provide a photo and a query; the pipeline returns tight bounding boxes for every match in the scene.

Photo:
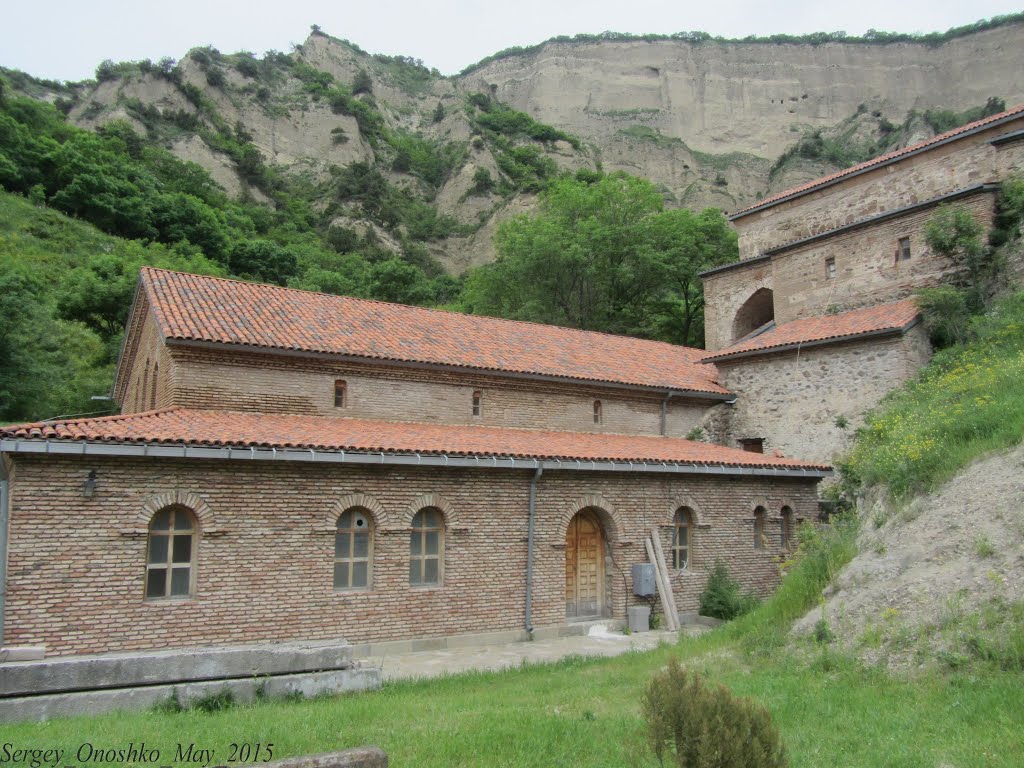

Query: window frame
[824,257,837,279]
[896,236,912,262]
[752,506,767,550]
[593,399,603,425]
[334,379,347,408]
[671,507,694,570]
[471,390,482,418]
[780,506,794,549]
[409,507,444,587]
[145,506,198,600]
[334,507,374,591]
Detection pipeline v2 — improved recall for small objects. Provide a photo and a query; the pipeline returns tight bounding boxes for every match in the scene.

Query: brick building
[699,103,1024,461]
[0,269,828,658]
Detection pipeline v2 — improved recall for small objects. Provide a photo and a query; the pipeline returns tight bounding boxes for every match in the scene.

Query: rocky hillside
[7,20,1024,272]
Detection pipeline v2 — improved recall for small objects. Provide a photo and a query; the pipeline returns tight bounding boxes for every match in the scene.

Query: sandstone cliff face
[59,24,1024,270]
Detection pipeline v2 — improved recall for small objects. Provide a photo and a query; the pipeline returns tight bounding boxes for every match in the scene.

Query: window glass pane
[353,531,369,558]
[410,532,422,555]
[425,510,441,529]
[424,558,439,584]
[173,510,193,530]
[336,532,350,558]
[172,535,192,563]
[425,531,439,555]
[334,563,350,589]
[411,511,423,528]
[148,535,168,564]
[170,567,191,596]
[352,561,368,587]
[146,568,167,598]
[409,559,421,585]
[338,510,352,529]
[151,510,171,530]
[678,527,688,547]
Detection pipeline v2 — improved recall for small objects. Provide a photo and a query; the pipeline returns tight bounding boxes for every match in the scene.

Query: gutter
[525,467,543,634]
[659,391,678,436]
[703,318,921,364]
[167,338,736,403]
[0,457,8,643]
[0,440,832,479]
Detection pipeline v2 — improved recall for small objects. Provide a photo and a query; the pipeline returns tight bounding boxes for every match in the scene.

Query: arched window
[781,506,794,549]
[472,390,482,418]
[150,363,159,410]
[732,288,775,343]
[593,400,602,425]
[753,506,767,550]
[672,507,694,569]
[334,380,347,408]
[335,508,373,590]
[146,506,197,599]
[410,508,444,586]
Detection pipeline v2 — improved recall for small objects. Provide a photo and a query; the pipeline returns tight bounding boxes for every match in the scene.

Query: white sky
[4,0,1023,82]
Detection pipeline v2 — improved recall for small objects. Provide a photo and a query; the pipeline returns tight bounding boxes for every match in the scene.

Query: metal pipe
[525,465,543,634]
[0,457,9,643]
[660,391,675,436]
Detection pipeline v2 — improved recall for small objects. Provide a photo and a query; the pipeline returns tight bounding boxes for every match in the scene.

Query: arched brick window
[472,390,482,418]
[145,506,197,599]
[335,508,374,590]
[410,508,444,586]
[150,363,159,410]
[781,506,794,549]
[334,380,347,408]
[672,507,694,569]
[593,400,602,425]
[140,359,150,412]
[753,506,767,550]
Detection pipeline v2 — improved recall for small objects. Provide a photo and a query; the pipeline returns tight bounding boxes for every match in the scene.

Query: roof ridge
[140,267,705,354]
[731,102,1024,218]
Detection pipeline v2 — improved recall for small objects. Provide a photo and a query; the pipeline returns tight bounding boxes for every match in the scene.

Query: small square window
[896,237,911,262]
[334,380,347,408]
[825,257,836,279]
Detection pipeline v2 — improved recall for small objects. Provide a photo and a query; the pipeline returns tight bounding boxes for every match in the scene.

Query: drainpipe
[525,466,543,635]
[660,391,675,436]
[0,457,9,645]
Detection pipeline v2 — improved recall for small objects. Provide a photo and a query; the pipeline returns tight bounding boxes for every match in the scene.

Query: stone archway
[732,287,775,342]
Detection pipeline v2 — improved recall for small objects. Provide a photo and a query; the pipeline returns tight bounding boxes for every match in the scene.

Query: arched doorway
[732,287,775,342]
[565,509,606,619]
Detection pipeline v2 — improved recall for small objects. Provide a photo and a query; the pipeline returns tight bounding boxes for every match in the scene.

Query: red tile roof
[702,299,920,362]
[138,268,729,396]
[0,409,830,472]
[731,103,1024,219]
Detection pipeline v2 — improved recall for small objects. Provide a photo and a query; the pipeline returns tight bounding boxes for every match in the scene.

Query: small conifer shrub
[699,560,759,620]
[642,658,788,768]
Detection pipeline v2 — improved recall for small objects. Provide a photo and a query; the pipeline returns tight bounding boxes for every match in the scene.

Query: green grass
[14,513,1022,767]
[840,290,1024,499]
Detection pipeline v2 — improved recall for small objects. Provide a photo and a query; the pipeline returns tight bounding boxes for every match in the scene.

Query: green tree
[924,204,997,310]
[461,173,736,345]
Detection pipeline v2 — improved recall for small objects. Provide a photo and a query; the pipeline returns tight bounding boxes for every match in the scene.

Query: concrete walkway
[362,624,705,681]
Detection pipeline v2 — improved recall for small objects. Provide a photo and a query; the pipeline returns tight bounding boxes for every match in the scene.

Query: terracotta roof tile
[0,409,830,471]
[731,103,1024,219]
[139,268,729,395]
[702,299,920,362]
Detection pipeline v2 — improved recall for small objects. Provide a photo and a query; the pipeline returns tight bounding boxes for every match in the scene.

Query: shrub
[641,658,788,768]
[699,560,759,620]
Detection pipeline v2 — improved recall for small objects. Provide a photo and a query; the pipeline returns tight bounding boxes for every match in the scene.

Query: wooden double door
[565,509,605,619]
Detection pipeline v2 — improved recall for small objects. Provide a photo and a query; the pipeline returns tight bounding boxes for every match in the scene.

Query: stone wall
[2,454,819,656]
[710,327,931,463]
[703,259,773,352]
[733,115,1024,260]
[120,344,716,439]
[771,191,996,324]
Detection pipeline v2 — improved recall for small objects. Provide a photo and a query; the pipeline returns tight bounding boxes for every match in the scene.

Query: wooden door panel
[566,511,604,619]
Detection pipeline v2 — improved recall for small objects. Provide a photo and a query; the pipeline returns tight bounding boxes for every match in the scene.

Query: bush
[642,658,788,768]
[699,560,759,620]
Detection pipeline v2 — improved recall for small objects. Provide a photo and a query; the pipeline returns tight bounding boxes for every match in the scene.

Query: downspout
[525,466,543,635]
[0,456,9,645]
[660,391,675,436]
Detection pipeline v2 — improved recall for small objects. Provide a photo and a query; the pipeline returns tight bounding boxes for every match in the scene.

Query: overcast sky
[4,1,1023,82]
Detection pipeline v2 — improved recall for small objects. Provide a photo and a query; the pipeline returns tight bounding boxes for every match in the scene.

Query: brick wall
[733,116,1024,260]
[710,327,932,463]
[3,454,819,656]
[121,344,715,438]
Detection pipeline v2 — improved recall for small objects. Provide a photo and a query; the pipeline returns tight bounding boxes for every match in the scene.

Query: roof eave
[703,318,920,363]
[0,438,831,479]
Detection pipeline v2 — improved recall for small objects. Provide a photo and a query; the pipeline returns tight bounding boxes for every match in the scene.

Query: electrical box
[632,563,656,597]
